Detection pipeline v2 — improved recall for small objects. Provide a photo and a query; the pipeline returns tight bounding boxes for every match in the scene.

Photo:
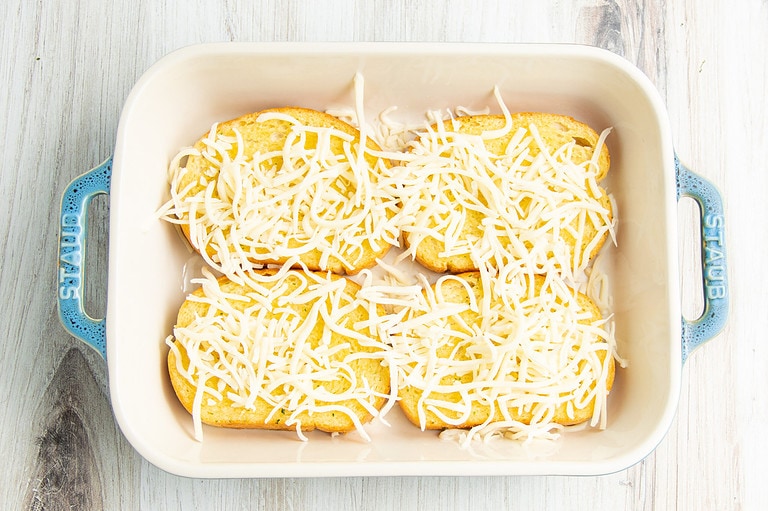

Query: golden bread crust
[174,107,394,275]
[168,269,391,433]
[403,112,612,275]
[396,272,615,430]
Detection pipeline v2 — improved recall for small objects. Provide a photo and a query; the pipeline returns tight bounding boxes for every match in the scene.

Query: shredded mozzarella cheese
[388,92,615,282]
[159,111,404,277]
[167,268,395,442]
[388,268,617,446]
[158,76,626,447]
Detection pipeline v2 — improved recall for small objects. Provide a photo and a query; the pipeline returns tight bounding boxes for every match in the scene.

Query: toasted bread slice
[167,269,392,439]
[399,112,613,276]
[393,271,615,431]
[167,107,400,275]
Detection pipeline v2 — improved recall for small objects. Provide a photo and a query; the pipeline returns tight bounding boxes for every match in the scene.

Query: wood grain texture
[23,350,104,511]
[0,0,764,509]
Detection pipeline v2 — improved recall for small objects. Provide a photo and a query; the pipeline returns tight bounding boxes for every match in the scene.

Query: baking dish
[57,42,728,478]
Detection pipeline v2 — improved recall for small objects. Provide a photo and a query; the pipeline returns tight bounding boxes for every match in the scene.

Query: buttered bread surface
[397,112,613,278]
[167,269,392,439]
[166,107,401,276]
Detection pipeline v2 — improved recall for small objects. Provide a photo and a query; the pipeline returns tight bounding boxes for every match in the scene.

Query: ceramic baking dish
[57,42,728,478]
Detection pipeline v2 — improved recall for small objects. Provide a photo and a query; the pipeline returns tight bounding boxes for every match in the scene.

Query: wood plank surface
[1,0,764,509]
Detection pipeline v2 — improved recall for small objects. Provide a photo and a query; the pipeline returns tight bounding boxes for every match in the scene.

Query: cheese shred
[167,268,395,442]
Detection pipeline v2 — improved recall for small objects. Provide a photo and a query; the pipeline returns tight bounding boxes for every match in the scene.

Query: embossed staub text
[59,213,82,300]
[702,213,726,300]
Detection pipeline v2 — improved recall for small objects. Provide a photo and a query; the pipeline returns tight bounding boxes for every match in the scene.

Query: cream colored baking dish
[57,42,728,477]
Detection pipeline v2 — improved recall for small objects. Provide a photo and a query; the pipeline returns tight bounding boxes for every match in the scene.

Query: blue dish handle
[676,156,729,362]
[58,158,112,360]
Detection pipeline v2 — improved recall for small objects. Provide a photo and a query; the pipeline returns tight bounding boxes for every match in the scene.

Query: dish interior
[108,43,680,477]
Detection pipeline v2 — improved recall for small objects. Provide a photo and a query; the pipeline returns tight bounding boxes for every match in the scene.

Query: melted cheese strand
[480,86,513,140]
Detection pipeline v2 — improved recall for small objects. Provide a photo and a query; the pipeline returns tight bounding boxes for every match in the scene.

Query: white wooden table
[1,1,764,509]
